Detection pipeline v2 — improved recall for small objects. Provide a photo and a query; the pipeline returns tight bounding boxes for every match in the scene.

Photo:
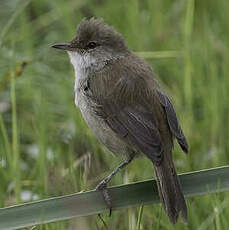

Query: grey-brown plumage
[52,18,189,224]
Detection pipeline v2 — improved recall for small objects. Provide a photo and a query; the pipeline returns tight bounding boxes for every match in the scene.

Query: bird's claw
[96,181,112,216]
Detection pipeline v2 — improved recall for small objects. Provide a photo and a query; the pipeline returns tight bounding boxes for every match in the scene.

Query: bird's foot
[96,181,112,216]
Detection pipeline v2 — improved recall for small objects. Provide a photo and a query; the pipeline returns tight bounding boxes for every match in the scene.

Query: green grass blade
[137,205,144,230]
[10,71,21,203]
[0,166,229,230]
[137,51,183,59]
[183,0,195,110]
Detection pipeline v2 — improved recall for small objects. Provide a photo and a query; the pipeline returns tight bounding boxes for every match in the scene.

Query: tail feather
[154,158,187,224]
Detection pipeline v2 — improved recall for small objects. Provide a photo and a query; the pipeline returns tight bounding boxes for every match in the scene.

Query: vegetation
[0,0,229,229]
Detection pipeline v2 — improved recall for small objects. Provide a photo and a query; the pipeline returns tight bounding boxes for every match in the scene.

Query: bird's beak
[51,43,71,51]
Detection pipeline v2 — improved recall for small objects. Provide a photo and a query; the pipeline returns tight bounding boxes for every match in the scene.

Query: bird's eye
[87,42,97,49]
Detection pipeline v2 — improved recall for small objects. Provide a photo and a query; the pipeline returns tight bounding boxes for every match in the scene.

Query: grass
[1,166,229,230]
[0,0,229,229]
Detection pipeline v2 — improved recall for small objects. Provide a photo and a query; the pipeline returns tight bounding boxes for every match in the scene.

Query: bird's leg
[96,156,133,216]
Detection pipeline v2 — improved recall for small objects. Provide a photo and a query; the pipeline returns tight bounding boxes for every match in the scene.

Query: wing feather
[157,91,188,153]
[100,102,163,164]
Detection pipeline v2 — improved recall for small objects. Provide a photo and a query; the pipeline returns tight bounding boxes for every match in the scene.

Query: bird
[52,17,188,224]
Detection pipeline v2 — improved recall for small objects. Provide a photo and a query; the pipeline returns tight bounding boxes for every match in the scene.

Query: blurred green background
[1,0,229,229]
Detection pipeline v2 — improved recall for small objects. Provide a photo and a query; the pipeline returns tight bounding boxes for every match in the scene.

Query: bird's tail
[154,156,187,224]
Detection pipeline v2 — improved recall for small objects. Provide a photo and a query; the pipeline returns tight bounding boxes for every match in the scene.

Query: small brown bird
[52,18,188,224]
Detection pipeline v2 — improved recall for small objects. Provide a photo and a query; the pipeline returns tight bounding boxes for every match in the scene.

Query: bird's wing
[89,56,165,163]
[89,55,188,162]
[96,101,163,163]
[157,91,188,153]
